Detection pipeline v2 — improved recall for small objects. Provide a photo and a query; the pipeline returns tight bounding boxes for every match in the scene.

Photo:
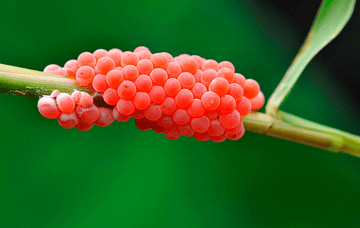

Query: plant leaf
[265,0,356,116]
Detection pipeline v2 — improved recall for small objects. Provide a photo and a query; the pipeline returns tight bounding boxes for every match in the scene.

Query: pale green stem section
[0,64,91,97]
[1,64,360,157]
[243,112,360,157]
[265,0,355,116]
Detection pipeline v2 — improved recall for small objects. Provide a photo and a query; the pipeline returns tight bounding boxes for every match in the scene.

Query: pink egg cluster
[38,46,265,142]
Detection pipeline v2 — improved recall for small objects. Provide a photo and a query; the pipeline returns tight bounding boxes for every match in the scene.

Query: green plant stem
[1,64,360,157]
[0,64,90,97]
[243,112,360,157]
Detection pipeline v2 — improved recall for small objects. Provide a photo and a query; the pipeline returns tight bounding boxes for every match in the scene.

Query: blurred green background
[1,0,360,227]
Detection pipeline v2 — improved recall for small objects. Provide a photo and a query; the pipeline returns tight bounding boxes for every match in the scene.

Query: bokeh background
[1,0,360,227]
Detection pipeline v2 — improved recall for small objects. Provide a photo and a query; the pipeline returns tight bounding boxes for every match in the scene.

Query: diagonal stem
[0,64,91,97]
[243,112,360,157]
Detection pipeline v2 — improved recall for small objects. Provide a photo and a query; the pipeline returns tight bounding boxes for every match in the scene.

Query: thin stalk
[1,64,360,157]
[243,112,360,157]
[0,64,90,97]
